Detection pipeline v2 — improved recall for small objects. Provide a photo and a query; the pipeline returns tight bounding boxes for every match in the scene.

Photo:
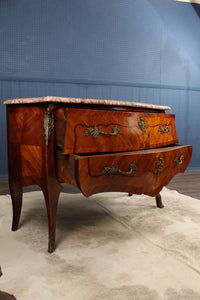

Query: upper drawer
[55,108,178,154]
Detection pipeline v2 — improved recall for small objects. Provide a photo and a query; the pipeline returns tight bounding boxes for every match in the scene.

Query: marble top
[3,96,171,111]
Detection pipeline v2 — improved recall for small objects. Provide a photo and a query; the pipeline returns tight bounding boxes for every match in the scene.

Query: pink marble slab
[3,96,171,111]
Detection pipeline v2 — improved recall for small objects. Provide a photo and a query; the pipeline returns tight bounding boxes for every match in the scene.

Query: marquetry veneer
[4,96,192,253]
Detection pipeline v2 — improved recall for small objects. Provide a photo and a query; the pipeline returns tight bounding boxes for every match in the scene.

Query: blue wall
[1,0,200,178]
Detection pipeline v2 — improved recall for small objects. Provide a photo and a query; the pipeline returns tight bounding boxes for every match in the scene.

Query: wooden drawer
[55,108,178,154]
[57,145,192,197]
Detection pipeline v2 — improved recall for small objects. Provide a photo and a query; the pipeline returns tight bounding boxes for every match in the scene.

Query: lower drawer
[56,145,192,197]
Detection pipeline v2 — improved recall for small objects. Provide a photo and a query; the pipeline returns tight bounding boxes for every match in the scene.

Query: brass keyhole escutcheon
[138,116,147,135]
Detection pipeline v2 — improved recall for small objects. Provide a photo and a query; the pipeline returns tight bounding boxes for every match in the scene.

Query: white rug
[1,188,200,300]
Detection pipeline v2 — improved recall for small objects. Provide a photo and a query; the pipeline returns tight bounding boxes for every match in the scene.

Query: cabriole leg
[155,193,164,208]
[41,178,63,253]
[9,178,23,231]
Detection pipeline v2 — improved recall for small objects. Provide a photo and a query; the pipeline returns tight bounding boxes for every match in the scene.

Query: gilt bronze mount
[44,106,54,147]
[174,154,184,165]
[159,124,170,134]
[138,116,147,135]
[100,162,138,177]
[84,125,121,138]
[156,155,164,175]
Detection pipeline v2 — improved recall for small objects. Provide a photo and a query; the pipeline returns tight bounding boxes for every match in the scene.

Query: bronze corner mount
[44,106,54,147]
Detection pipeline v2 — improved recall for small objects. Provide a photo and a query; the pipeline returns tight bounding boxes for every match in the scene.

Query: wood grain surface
[55,108,178,154]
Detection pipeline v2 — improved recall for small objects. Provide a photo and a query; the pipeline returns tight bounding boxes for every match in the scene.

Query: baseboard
[0,167,200,180]
[186,167,200,172]
[0,174,8,180]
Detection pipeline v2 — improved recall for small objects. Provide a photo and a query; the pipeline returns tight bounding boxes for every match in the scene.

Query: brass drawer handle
[84,125,121,138]
[138,116,147,135]
[100,162,138,177]
[159,124,170,134]
[174,154,184,165]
